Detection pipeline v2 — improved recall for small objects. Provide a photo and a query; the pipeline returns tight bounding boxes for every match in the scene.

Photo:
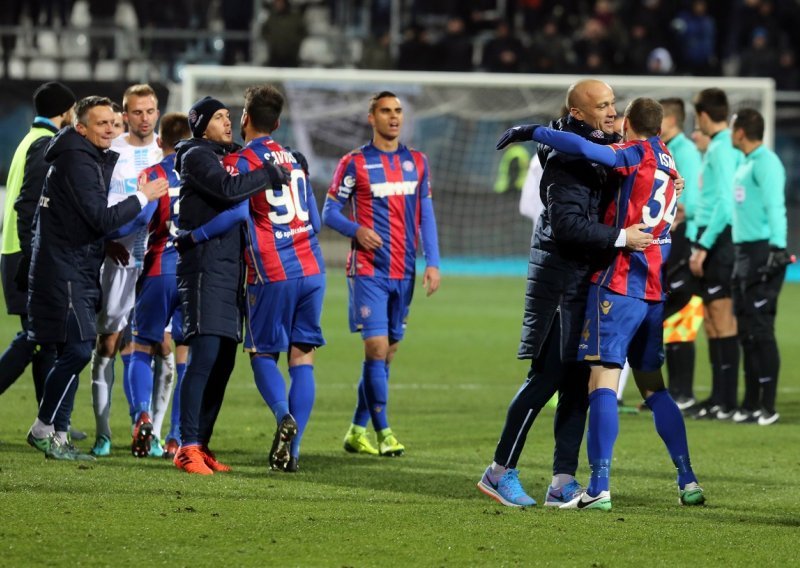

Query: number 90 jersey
[593,137,678,301]
[223,136,324,284]
[142,153,181,277]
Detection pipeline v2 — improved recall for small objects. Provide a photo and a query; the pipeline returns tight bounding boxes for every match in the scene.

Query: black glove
[264,159,290,188]
[14,255,30,293]
[757,247,794,282]
[285,145,309,176]
[496,124,539,150]
[173,230,196,254]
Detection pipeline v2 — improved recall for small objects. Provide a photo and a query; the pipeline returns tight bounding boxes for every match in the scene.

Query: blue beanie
[188,96,227,138]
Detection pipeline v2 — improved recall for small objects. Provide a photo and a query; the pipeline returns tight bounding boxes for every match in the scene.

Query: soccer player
[322,91,441,457]
[499,97,704,510]
[90,84,163,456]
[483,80,653,508]
[688,88,744,420]
[659,98,704,410]
[0,82,73,406]
[101,112,191,460]
[26,96,167,460]
[729,109,789,425]
[172,96,287,475]
[179,85,324,472]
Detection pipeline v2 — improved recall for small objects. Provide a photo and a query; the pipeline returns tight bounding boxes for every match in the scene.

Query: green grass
[1,276,798,567]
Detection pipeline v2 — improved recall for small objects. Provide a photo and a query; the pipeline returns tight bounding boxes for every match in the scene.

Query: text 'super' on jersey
[327,142,432,279]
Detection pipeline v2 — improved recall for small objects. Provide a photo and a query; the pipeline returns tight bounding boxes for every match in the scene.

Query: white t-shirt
[108,135,162,265]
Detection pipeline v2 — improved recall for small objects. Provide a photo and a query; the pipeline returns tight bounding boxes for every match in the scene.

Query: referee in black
[729,109,789,426]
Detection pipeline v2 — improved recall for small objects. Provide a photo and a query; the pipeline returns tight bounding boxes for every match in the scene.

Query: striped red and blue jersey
[592,136,678,301]
[327,142,432,279]
[223,136,324,284]
[142,153,180,277]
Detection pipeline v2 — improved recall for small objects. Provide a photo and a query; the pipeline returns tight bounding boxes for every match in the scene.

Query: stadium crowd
[1,0,800,89]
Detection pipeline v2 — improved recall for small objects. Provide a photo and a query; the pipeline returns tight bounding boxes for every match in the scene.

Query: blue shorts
[578,284,665,371]
[244,273,326,353]
[132,274,182,345]
[348,276,414,340]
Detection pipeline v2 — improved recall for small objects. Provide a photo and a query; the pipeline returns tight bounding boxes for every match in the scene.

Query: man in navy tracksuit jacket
[26,96,167,460]
[172,96,287,475]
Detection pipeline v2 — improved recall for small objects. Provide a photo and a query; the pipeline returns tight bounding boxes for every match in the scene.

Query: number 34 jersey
[593,136,678,301]
[223,136,324,284]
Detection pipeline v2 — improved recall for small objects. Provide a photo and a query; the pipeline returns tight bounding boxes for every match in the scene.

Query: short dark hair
[659,97,685,126]
[243,84,284,133]
[159,112,190,149]
[624,97,663,138]
[75,96,114,125]
[369,90,398,114]
[732,108,764,141]
[111,101,122,114]
[693,88,729,122]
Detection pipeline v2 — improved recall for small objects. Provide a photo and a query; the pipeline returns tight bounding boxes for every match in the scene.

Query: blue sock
[587,388,619,496]
[167,362,186,442]
[288,365,315,458]
[645,389,698,488]
[251,356,289,421]
[362,360,389,431]
[129,350,154,419]
[352,376,370,427]
[121,353,134,421]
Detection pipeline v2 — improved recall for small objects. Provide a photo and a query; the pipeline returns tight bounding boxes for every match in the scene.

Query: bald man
[478,80,652,508]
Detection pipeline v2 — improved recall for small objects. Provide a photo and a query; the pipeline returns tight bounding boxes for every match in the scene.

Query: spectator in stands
[527,18,572,74]
[262,0,306,68]
[397,25,435,71]
[674,0,717,75]
[481,21,525,73]
[631,0,672,51]
[572,18,615,74]
[775,49,800,91]
[435,17,473,72]
[360,31,392,70]
[222,0,253,65]
[739,27,779,79]
[647,47,674,75]
[624,22,657,74]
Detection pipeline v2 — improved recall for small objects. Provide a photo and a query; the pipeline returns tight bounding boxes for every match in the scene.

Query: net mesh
[176,69,774,266]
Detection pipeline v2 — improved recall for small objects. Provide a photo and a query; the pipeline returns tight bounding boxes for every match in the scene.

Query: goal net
[175,67,775,272]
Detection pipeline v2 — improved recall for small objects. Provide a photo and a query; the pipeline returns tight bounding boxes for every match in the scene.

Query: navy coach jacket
[27,127,142,343]
[175,137,271,341]
[518,116,620,362]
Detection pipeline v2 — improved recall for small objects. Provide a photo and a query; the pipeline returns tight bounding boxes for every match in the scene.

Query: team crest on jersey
[600,300,613,315]
[590,129,604,139]
[343,175,355,187]
[360,305,371,319]
[402,160,414,172]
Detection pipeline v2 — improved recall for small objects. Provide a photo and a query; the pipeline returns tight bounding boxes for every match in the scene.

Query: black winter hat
[188,96,227,138]
[33,81,76,117]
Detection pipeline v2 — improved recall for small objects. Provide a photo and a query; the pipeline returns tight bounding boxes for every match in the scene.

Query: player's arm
[106,200,157,239]
[497,124,618,167]
[417,159,440,295]
[306,178,322,234]
[182,146,284,204]
[697,148,737,250]
[759,155,788,249]
[322,156,363,236]
[184,200,250,245]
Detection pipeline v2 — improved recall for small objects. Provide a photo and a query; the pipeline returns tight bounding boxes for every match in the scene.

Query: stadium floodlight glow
[175,67,775,265]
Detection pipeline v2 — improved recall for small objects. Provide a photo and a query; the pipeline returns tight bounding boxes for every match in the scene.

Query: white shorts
[97,258,141,334]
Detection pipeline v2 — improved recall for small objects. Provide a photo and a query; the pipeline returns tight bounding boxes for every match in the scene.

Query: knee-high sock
[91,352,116,439]
[740,338,760,410]
[362,360,389,431]
[586,388,618,496]
[645,389,697,488]
[120,352,135,421]
[288,365,315,458]
[151,352,175,439]
[167,362,186,442]
[352,376,370,428]
[665,341,695,399]
[756,339,780,414]
[251,356,289,421]
[129,350,154,421]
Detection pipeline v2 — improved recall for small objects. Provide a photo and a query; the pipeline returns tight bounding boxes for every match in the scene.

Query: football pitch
[1,275,797,566]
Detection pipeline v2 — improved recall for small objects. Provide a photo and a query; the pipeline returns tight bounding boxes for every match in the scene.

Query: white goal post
[175,67,775,263]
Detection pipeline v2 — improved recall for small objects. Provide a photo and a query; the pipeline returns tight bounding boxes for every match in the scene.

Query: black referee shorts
[733,240,786,341]
[696,225,734,303]
[664,222,702,319]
